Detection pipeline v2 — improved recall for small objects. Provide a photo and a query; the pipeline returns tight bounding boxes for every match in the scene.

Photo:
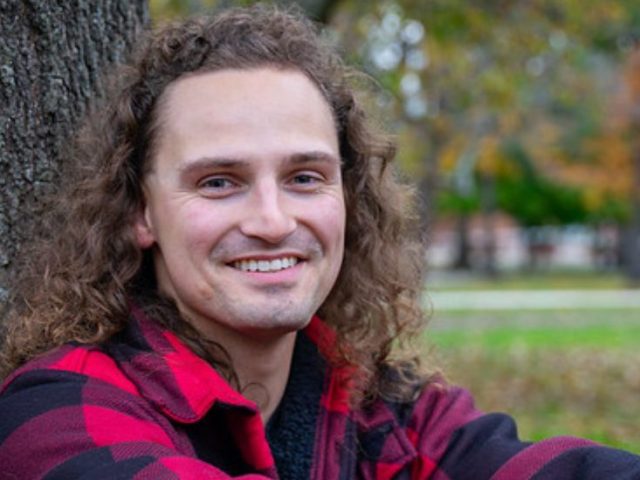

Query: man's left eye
[197,176,241,198]
[292,173,320,185]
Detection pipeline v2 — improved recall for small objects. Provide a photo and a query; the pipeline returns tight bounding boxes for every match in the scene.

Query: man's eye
[292,173,320,185]
[197,176,240,197]
[200,177,234,189]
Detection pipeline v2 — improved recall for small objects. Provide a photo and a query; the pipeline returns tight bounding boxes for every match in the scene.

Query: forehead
[151,67,339,167]
[162,66,331,109]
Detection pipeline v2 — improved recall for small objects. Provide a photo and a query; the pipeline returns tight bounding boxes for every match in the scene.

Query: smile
[232,256,299,273]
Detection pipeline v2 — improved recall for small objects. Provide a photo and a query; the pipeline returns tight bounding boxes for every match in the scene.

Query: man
[0,4,638,479]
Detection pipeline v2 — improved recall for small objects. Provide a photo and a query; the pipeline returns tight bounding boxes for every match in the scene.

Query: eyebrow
[178,151,341,176]
[289,151,341,166]
[178,157,248,176]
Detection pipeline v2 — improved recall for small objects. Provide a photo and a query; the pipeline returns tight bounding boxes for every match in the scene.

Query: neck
[229,331,297,424]
[185,313,298,424]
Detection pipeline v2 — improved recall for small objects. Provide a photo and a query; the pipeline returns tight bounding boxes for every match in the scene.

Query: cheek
[313,198,346,251]
[155,203,225,252]
[182,208,228,250]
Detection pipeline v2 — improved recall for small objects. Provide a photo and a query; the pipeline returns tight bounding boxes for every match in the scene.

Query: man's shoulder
[1,341,140,398]
[0,317,228,424]
[370,364,456,423]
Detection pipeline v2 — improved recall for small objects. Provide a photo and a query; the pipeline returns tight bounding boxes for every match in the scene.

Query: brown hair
[1,4,430,403]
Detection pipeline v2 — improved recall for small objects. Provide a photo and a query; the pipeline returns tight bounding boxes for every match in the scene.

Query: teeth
[233,257,299,273]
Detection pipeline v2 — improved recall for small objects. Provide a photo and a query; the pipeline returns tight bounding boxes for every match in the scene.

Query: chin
[236,308,315,334]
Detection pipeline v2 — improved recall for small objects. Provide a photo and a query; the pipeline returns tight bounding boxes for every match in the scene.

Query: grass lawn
[428,270,633,291]
[426,309,640,454]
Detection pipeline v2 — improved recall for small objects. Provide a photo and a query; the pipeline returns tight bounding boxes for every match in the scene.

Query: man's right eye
[197,176,239,197]
[200,177,233,189]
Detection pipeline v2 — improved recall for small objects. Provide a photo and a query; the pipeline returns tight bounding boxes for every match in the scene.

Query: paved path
[427,289,640,311]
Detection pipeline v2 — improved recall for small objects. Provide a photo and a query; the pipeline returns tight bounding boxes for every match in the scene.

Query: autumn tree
[331,0,640,275]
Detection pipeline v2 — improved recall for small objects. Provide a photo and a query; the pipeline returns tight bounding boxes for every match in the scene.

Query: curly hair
[1,4,431,403]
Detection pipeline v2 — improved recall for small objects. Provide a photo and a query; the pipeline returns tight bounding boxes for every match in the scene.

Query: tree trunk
[0,0,148,301]
[623,47,640,285]
[418,111,449,236]
[417,161,436,233]
[480,174,499,278]
[452,213,472,270]
[625,145,640,284]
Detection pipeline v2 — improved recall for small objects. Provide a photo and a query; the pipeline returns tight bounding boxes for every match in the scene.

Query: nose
[239,181,296,244]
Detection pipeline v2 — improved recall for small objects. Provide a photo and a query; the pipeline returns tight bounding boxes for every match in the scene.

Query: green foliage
[436,190,479,216]
[589,195,631,224]
[332,0,640,231]
[496,175,588,226]
[438,140,591,225]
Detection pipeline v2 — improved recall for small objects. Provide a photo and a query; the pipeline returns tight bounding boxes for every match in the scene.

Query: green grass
[429,270,631,291]
[426,308,640,454]
[430,323,640,350]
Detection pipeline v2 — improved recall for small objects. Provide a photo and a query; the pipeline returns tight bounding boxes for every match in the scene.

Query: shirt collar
[114,305,334,423]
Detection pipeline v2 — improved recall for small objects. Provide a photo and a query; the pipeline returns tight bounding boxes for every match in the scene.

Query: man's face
[135,68,345,340]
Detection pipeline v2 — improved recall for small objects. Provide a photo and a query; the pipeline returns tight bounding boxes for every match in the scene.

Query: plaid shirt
[1,306,638,479]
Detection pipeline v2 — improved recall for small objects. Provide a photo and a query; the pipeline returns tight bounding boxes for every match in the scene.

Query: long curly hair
[1,4,431,403]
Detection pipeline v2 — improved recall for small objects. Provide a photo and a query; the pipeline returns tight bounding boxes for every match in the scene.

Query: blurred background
[151,0,640,451]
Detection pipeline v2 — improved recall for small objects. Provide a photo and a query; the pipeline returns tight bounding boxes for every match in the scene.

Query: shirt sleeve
[406,383,640,479]
[0,368,271,480]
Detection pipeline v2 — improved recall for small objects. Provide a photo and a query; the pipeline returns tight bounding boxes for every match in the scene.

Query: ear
[134,203,155,249]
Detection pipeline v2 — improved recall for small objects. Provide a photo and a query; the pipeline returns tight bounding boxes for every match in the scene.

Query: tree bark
[625,144,640,284]
[0,0,148,301]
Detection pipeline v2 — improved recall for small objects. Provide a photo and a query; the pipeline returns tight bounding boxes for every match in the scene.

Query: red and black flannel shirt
[1,305,639,479]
